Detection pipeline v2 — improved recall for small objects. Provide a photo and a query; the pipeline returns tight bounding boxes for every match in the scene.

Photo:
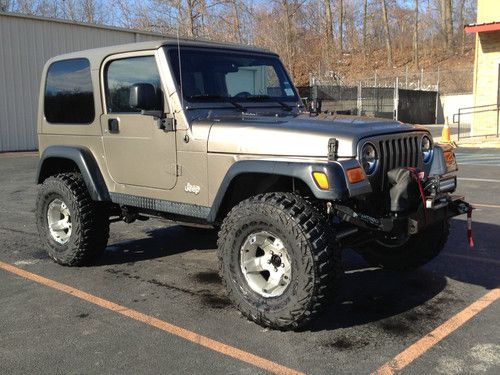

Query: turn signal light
[346,167,365,184]
[312,172,329,190]
[443,150,455,164]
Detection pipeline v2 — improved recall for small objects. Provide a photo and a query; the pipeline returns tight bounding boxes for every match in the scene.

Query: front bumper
[332,194,472,236]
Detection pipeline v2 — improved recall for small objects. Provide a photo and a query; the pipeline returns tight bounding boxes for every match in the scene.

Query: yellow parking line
[0,261,304,375]
[371,288,500,375]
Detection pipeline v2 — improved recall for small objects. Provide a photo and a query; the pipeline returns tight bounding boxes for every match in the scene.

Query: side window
[105,56,163,113]
[44,58,94,124]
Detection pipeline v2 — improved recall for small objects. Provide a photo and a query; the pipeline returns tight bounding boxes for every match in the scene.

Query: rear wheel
[218,192,342,331]
[36,173,110,266]
[358,220,450,270]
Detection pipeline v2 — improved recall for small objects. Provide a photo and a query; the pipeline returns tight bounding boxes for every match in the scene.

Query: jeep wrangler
[36,39,471,330]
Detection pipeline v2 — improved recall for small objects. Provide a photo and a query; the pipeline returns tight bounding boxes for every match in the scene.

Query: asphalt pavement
[0,149,498,375]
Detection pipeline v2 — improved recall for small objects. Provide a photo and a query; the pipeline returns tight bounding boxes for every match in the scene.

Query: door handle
[108,118,119,133]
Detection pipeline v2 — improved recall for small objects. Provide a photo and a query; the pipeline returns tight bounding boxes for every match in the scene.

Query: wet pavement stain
[378,320,412,335]
[201,294,231,309]
[104,268,230,310]
[192,271,221,284]
[321,336,370,351]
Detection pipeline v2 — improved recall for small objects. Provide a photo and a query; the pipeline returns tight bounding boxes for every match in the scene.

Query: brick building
[466,0,500,137]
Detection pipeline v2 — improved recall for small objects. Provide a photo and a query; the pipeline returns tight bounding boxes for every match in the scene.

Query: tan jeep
[36,39,471,330]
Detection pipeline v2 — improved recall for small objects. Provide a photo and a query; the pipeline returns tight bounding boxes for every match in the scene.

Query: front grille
[360,133,422,190]
[379,135,419,176]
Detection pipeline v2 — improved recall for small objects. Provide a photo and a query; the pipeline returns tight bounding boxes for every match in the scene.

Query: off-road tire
[218,192,342,331]
[358,220,450,271]
[36,173,110,266]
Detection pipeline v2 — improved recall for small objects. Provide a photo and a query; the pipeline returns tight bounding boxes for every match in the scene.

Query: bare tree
[457,0,465,53]
[0,0,12,12]
[440,0,453,49]
[380,0,392,67]
[362,0,368,54]
[323,0,334,55]
[338,0,343,52]
[230,0,243,43]
[413,0,419,67]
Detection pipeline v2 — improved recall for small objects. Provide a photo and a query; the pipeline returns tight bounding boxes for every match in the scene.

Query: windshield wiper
[245,95,293,112]
[186,94,247,112]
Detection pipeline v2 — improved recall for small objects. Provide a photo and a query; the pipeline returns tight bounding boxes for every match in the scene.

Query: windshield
[167,48,299,105]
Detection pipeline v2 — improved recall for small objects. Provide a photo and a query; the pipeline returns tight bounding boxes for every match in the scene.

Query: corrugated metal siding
[0,13,163,152]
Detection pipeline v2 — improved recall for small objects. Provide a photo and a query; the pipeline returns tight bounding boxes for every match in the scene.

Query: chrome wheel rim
[47,198,72,244]
[240,231,292,298]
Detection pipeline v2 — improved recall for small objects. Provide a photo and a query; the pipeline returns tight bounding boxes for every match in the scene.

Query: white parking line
[458,178,500,183]
[442,253,500,266]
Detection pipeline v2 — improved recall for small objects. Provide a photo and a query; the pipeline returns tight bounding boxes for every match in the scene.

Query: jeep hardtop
[36,39,471,330]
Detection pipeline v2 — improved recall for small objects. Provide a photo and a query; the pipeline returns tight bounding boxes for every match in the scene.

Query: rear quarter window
[44,58,95,124]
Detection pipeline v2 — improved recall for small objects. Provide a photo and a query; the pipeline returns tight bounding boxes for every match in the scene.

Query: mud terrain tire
[218,192,342,331]
[359,220,450,271]
[36,173,109,266]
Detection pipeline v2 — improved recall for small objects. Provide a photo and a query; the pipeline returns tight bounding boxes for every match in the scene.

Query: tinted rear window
[44,58,94,124]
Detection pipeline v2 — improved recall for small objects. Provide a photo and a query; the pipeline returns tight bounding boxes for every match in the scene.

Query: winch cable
[406,167,428,225]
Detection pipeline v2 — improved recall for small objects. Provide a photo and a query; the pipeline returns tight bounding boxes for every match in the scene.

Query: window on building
[44,59,94,124]
[105,56,163,113]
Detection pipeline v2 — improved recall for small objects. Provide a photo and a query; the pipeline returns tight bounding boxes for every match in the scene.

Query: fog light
[346,167,366,184]
[312,172,329,190]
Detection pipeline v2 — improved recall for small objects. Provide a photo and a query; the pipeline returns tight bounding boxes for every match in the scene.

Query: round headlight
[421,135,433,163]
[361,143,378,175]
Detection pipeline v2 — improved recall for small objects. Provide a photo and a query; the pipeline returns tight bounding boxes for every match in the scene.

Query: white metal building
[0,12,164,152]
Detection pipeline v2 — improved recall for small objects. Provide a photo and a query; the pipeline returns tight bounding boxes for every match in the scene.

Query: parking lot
[0,149,498,375]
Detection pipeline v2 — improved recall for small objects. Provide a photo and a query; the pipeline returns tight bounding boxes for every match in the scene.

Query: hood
[199,113,429,158]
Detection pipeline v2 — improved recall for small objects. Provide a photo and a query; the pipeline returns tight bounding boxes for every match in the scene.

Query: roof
[465,22,500,33]
[48,39,274,68]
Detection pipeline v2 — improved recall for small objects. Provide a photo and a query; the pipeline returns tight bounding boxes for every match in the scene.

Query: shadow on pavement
[96,225,218,266]
[89,218,498,332]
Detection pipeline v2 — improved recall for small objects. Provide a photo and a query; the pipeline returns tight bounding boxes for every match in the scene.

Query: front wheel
[218,193,342,331]
[357,220,450,271]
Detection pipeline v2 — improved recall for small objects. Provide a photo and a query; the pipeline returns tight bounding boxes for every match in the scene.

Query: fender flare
[207,159,371,222]
[36,146,110,201]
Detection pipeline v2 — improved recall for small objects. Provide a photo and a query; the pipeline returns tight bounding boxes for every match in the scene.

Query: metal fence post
[434,79,440,125]
[357,82,362,116]
[311,76,317,103]
[394,77,399,121]
[497,105,499,138]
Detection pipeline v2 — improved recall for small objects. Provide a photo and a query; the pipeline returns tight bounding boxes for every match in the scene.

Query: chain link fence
[298,80,438,124]
[313,67,472,94]
[296,67,474,124]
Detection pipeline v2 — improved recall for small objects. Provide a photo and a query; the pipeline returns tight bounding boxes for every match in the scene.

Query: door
[100,53,177,190]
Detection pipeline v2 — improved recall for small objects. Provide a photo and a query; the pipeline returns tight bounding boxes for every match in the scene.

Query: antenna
[176,23,184,110]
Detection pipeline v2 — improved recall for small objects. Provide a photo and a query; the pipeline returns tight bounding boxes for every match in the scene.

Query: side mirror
[129,83,159,111]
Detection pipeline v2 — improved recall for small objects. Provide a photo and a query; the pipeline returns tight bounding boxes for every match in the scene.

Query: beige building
[467,0,500,137]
